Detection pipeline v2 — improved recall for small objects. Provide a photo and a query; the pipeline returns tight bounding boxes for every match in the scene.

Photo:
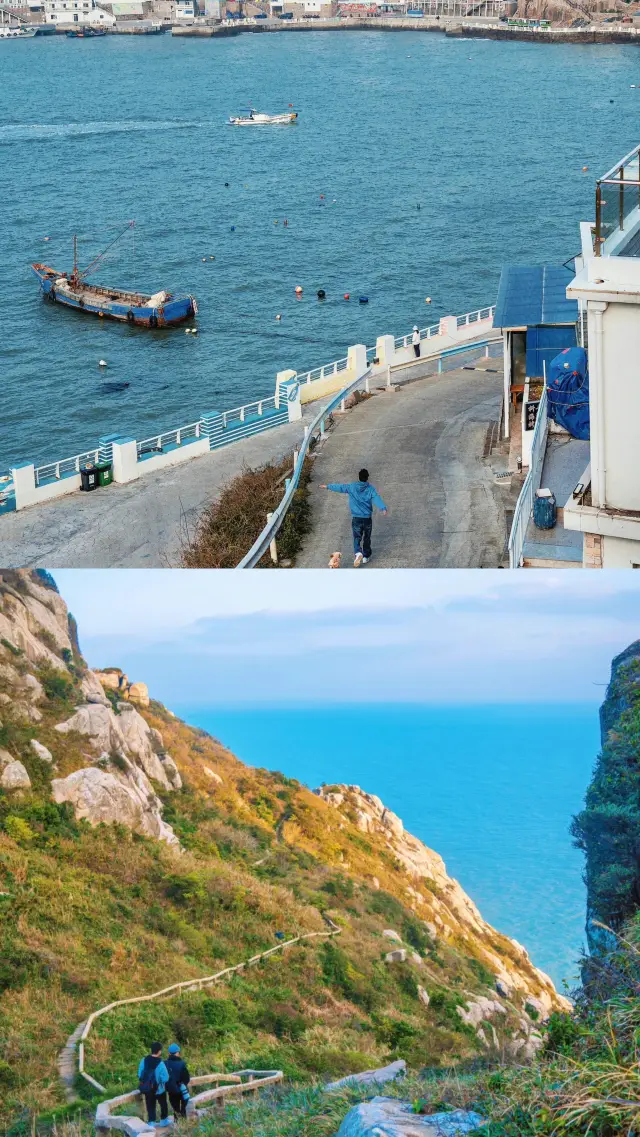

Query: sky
[52,569,640,707]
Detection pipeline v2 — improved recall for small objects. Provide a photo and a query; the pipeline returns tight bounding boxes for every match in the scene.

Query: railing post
[10,463,37,511]
[266,512,278,565]
[595,181,602,255]
[280,378,302,422]
[275,368,297,407]
[619,164,625,231]
[111,438,140,484]
[200,411,223,450]
[386,366,392,389]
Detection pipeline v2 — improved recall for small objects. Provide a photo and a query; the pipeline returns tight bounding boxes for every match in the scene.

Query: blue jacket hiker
[320,468,387,567]
[138,1043,170,1126]
[166,1042,191,1120]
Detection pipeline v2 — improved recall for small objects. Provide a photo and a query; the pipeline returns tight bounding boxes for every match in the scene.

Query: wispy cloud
[56,570,640,707]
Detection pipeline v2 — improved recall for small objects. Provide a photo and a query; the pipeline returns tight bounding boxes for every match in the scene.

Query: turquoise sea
[177,702,600,992]
[2,31,640,470]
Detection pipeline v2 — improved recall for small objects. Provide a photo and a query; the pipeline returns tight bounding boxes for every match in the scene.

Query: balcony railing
[595,145,640,255]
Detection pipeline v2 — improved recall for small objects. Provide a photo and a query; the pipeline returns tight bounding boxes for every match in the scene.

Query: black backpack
[139,1055,160,1094]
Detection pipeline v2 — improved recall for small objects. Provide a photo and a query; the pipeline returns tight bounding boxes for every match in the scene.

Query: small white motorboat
[229,109,298,126]
[0,24,37,38]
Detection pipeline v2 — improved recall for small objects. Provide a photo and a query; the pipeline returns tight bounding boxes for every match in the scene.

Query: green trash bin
[96,462,113,488]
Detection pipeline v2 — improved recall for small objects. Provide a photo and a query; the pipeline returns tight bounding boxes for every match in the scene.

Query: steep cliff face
[0,571,570,1126]
[572,639,640,953]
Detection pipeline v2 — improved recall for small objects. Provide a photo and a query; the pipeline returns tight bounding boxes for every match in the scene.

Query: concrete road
[296,364,510,568]
[0,413,312,568]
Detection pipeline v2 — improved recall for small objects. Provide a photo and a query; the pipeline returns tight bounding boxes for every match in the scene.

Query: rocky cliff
[572,638,640,955]
[0,571,570,1127]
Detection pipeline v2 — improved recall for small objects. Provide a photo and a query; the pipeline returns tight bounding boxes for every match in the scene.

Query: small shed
[494,265,579,439]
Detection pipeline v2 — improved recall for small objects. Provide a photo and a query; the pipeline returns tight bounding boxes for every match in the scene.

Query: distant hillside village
[5,0,640,30]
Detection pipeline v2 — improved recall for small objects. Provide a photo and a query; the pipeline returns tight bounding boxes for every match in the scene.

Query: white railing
[456,305,494,328]
[8,303,497,512]
[238,336,499,569]
[222,395,278,427]
[296,357,349,387]
[394,321,441,351]
[508,386,548,568]
[136,421,201,458]
[34,449,100,487]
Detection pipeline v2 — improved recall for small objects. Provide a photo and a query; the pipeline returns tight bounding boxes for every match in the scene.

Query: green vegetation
[181,456,313,568]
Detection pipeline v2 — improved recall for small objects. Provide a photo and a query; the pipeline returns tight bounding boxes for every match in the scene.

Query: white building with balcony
[509,144,640,569]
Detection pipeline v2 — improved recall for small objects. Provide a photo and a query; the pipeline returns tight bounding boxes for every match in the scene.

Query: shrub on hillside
[182,456,312,569]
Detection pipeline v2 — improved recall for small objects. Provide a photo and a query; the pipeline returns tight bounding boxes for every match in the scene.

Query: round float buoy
[295,285,303,295]
[274,220,279,225]
[225,182,230,187]
[44,236,50,241]
[344,293,350,300]
[98,359,107,367]
[191,327,198,334]
[317,289,326,300]
[425,297,432,304]
[359,296,368,304]
[582,166,588,171]
[202,257,207,262]
[276,314,282,321]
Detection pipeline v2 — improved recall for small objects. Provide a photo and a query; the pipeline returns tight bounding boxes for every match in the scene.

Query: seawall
[170,17,640,44]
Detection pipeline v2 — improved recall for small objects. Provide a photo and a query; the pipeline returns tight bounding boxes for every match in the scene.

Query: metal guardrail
[508,386,548,568]
[35,449,100,487]
[137,422,201,458]
[595,144,640,255]
[238,335,502,569]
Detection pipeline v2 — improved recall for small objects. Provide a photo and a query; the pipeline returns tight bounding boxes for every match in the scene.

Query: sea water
[178,702,599,991]
[1,31,639,470]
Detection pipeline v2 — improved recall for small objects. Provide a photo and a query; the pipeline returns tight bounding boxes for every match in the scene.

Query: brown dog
[328,552,342,569]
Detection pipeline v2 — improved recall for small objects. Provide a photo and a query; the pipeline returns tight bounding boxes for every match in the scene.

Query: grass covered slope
[0,571,564,1132]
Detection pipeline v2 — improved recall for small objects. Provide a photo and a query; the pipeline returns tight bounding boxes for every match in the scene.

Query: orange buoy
[344,293,350,300]
[582,166,588,172]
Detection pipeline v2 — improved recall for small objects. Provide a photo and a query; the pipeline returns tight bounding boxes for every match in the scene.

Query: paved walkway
[297,363,511,568]
[0,413,313,568]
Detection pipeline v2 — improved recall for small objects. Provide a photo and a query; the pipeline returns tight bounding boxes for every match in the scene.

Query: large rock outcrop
[316,784,569,1014]
[51,766,179,847]
[54,702,181,792]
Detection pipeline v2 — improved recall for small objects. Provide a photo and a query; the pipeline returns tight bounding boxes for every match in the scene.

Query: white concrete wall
[598,300,640,513]
[12,464,82,511]
[602,535,640,568]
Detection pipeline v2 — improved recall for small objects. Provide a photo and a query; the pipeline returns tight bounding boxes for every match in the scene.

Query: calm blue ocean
[2,31,639,469]
[176,702,599,991]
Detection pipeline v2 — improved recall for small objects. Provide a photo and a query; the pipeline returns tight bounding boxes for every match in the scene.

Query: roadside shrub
[181,456,312,569]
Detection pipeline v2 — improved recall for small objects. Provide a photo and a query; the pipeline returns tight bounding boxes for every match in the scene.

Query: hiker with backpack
[138,1042,170,1126]
[166,1042,191,1119]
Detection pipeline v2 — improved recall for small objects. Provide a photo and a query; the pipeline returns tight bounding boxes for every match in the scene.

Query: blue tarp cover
[493,265,578,329]
[547,346,590,441]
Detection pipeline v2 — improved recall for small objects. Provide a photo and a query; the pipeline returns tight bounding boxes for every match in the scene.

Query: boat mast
[72,234,79,289]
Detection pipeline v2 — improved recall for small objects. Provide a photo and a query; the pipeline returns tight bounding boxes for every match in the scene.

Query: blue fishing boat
[31,222,197,328]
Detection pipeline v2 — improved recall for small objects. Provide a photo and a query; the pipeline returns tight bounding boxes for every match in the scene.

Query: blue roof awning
[494,265,578,329]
